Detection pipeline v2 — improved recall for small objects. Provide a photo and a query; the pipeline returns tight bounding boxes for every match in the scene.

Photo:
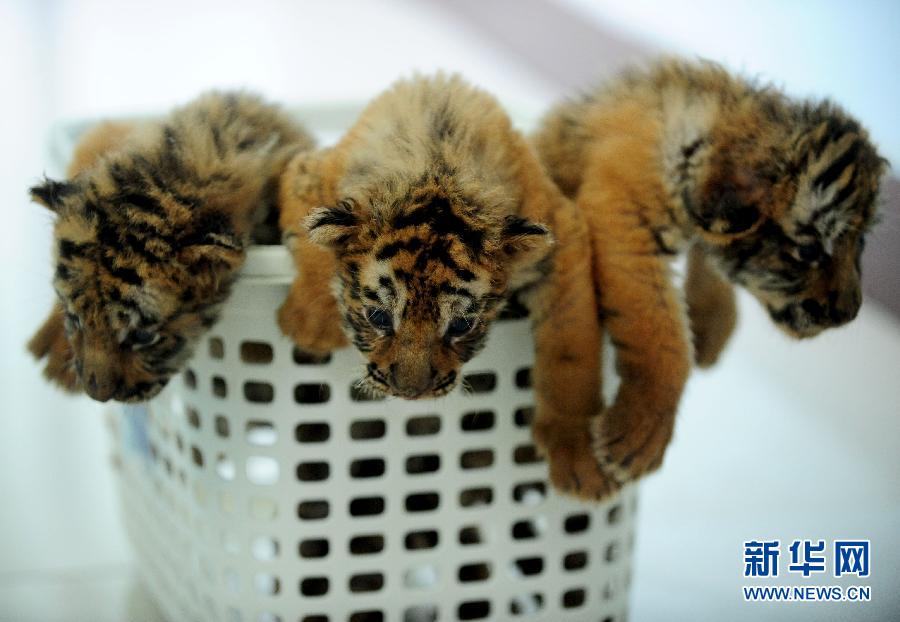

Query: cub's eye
[446,317,473,338]
[64,313,80,334]
[129,329,160,349]
[795,244,821,264]
[365,307,393,332]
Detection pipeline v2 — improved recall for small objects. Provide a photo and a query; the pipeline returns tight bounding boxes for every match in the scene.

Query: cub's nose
[828,289,861,324]
[84,371,119,402]
[390,362,436,399]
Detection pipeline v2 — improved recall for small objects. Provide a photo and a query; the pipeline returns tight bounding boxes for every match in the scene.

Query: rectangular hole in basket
[299,576,329,597]
[244,381,274,403]
[350,496,385,517]
[514,367,532,389]
[223,568,240,593]
[294,383,330,404]
[563,551,589,571]
[293,347,332,365]
[563,513,591,534]
[404,563,439,589]
[212,375,227,398]
[460,449,494,470]
[209,336,224,359]
[405,454,440,475]
[607,503,623,525]
[299,538,330,559]
[246,420,277,446]
[253,573,280,595]
[301,616,328,622]
[296,422,330,443]
[605,541,622,563]
[249,496,277,520]
[458,562,491,583]
[252,536,279,561]
[240,341,273,364]
[513,481,546,504]
[457,600,491,620]
[349,572,384,593]
[460,410,494,432]
[215,453,236,481]
[406,414,441,436]
[514,556,545,577]
[297,500,329,521]
[513,444,543,465]
[350,419,386,440]
[459,525,484,546]
[405,529,438,550]
[350,383,386,402]
[190,446,204,468]
[511,520,540,541]
[350,534,385,555]
[296,461,330,482]
[184,368,197,389]
[459,487,493,508]
[350,458,385,479]
[246,456,279,485]
[462,372,496,394]
[404,606,438,622]
[510,593,544,616]
[405,492,439,512]
[513,407,534,428]
[349,612,383,622]
[562,588,586,609]
[214,414,230,438]
[186,407,200,429]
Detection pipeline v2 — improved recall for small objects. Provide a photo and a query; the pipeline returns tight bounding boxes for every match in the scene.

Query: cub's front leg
[277,151,347,354]
[581,176,692,487]
[277,242,347,355]
[28,304,80,392]
[684,244,736,368]
[528,200,616,501]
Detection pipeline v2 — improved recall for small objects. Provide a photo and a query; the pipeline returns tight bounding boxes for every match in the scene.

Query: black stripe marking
[118,192,166,218]
[392,197,485,255]
[58,239,88,260]
[375,236,423,261]
[309,205,358,230]
[813,140,860,189]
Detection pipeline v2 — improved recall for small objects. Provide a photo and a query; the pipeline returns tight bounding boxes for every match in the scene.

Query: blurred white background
[1,1,898,621]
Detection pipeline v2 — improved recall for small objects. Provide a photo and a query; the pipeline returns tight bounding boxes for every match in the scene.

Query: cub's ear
[178,231,246,274]
[305,200,360,249]
[693,168,764,236]
[30,177,76,212]
[499,215,554,266]
[689,188,762,235]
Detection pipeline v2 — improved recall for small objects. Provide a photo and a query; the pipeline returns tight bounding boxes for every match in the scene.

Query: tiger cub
[533,59,887,497]
[279,74,611,493]
[28,92,314,402]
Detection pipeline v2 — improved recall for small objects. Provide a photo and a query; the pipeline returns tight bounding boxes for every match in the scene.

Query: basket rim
[239,244,295,281]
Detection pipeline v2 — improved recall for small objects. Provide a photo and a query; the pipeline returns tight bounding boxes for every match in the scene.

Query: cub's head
[693,104,887,338]
[305,189,551,399]
[31,175,244,402]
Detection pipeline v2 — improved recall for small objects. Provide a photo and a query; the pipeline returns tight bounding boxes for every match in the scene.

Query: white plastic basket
[109,245,637,622]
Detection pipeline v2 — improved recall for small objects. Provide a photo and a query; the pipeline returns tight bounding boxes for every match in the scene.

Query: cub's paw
[533,418,620,501]
[277,294,347,354]
[591,406,674,485]
[28,306,81,393]
[691,312,735,368]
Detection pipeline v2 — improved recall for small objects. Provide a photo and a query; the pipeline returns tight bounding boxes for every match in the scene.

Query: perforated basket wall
[110,246,636,622]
